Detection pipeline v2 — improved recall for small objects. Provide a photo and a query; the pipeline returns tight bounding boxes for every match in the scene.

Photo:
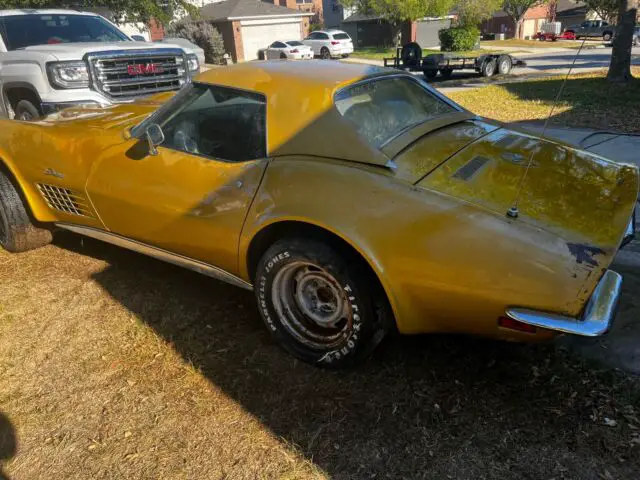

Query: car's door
[85,83,268,276]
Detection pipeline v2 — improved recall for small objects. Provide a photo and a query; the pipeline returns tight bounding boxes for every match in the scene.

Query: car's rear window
[334,76,457,148]
[332,33,350,40]
[0,14,129,50]
[287,41,303,46]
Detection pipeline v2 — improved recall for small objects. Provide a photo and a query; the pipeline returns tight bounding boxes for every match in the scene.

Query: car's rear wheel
[0,170,52,253]
[14,99,41,121]
[255,238,389,368]
[320,47,331,60]
[280,52,287,60]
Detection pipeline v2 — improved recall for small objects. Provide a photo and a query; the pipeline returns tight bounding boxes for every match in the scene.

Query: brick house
[481,3,554,39]
[200,0,314,62]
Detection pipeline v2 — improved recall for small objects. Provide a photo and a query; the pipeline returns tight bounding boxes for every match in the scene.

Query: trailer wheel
[481,58,497,77]
[497,55,512,75]
[423,70,437,80]
[603,32,612,42]
[440,68,453,79]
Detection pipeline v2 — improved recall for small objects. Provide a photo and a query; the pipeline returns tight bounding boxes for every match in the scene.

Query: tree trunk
[514,17,524,39]
[607,0,638,83]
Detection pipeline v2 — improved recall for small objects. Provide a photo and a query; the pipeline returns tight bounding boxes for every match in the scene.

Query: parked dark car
[565,20,615,41]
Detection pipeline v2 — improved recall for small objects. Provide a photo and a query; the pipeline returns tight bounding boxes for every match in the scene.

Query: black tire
[342,54,350,58]
[255,238,390,368]
[401,42,422,68]
[0,170,52,253]
[320,47,331,60]
[481,58,497,77]
[423,69,437,79]
[440,68,453,79]
[14,99,41,121]
[497,54,512,75]
[280,52,287,60]
[603,32,612,42]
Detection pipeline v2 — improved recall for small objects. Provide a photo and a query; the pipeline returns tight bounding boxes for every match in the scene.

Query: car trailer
[383,42,527,80]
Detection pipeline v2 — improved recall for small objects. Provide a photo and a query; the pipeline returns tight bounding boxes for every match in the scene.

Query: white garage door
[241,20,302,61]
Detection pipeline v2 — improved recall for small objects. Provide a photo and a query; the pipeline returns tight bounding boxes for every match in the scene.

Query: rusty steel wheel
[255,238,390,368]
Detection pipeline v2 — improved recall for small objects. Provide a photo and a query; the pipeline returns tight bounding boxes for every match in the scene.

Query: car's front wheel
[255,238,389,368]
[0,170,52,253]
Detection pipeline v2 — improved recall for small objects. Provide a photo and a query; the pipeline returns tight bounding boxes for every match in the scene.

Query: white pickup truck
[0,9,200,120]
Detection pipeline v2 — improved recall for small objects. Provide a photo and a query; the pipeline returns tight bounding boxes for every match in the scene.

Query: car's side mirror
[145,124,165,156]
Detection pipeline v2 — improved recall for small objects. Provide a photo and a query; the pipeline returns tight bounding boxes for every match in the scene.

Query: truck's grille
[88,49,188,99]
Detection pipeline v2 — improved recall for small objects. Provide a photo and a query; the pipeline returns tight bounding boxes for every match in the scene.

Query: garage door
[241,21,302,61]
[416,19,451,48]
[522,19,536,39]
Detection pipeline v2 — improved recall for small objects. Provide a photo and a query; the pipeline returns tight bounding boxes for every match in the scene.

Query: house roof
[342,11,456,24]
[342,12,383,24]
[200,0,311,21]
[555,0,588,17]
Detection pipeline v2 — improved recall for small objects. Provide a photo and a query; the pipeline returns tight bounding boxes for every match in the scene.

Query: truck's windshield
[0,14,129,50]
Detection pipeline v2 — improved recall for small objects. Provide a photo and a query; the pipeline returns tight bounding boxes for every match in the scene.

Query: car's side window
[306,32,318,40]
[147,83,266,162]
[272,41,286,48]
[318,33,329,40]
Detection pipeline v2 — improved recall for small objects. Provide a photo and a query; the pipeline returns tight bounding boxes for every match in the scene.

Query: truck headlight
[187,54,200,74]
[47,61,90,89]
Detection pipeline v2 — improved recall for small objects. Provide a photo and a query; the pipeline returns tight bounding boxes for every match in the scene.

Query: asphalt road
[517,45,640,74]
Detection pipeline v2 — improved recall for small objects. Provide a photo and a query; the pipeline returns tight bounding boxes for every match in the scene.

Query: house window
[296,0,313,3]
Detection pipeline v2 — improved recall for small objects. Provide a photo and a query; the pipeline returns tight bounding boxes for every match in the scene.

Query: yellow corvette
[0,61,636,367]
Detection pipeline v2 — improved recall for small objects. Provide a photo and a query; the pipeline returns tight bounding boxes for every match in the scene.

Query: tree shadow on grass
[54,232,640,479]
[499,73,640,133]
[0,412,16,480]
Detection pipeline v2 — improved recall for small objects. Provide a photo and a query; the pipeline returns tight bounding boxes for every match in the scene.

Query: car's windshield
[335,76,458,148]
[0,14,129,50]
[287,41,303,46]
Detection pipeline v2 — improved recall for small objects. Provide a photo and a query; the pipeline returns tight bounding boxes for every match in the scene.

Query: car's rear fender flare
[241,218,400,331]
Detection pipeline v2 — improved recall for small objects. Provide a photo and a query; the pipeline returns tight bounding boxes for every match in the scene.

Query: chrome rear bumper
[506,270,622,337]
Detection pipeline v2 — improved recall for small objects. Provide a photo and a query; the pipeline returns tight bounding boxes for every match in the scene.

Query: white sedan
[264,40,313,60]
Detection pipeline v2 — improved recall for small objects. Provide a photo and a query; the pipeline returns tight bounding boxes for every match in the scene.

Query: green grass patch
[448,67,640,133]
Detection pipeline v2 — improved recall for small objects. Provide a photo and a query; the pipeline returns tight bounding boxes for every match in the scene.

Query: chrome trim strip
[506,270,622,337]
[56,223,253,291]
[622,209,636,247]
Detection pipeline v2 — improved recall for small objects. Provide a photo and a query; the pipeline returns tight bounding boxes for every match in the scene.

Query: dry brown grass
[1,233,640,479]
[448,67,640,133]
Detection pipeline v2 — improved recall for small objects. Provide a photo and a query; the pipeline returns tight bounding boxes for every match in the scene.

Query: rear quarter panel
[239,157,586,338]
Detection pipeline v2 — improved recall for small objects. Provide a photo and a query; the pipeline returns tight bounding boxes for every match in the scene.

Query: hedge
[166,20,226,64]
[438,26,480,52]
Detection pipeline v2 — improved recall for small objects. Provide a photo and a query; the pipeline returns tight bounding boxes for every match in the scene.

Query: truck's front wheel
[14,100,41,121]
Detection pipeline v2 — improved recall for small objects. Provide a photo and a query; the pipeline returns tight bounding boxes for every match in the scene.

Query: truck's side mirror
[145,124,165,156]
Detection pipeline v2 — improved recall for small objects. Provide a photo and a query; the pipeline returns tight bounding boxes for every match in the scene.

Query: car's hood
[22,41,195,60]
[40,92,175,129]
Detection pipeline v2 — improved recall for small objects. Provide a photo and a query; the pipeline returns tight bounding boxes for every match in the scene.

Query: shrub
[438,26,480,52]
[309,22,323,32]
[166,20,226,64]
